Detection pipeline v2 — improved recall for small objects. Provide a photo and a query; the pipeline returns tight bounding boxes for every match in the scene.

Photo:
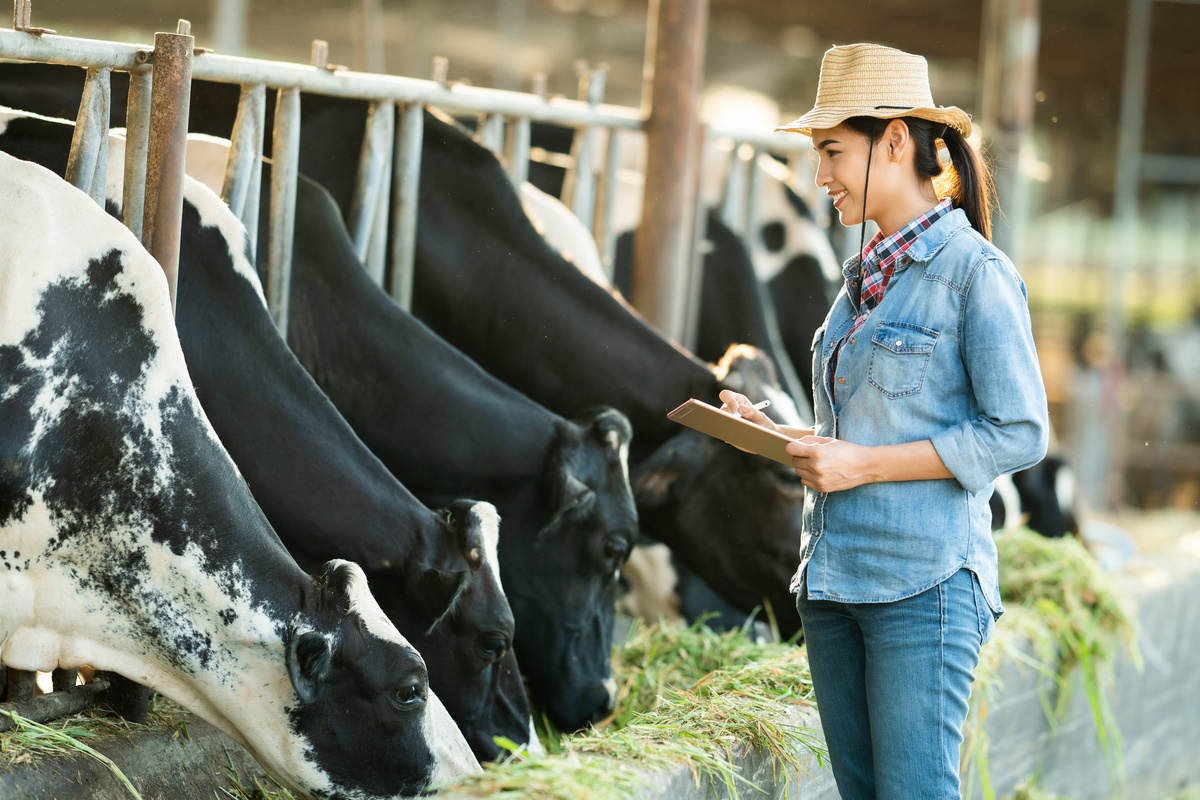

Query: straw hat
[776,43,971,139]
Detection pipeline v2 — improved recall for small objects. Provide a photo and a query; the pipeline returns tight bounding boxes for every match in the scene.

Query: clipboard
[666,398,796,466]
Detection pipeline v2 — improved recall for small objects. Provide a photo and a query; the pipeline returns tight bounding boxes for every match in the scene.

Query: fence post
[349,99,397,270]
[221,83,267,259]
[142,19,194,313]
[267,86,301,334]
[123,68,153,241]
[563,62,606,228]
[629,0,709,342]
[65,66,111,205]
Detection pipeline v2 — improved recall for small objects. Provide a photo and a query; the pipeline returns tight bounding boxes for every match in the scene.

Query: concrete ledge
[0,713,272,800]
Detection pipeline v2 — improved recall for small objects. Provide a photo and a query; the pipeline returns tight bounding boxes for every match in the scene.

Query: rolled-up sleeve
[931,256,1049,495]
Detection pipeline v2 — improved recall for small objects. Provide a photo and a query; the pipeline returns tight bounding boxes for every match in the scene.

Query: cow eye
[478,634,509,663]
[394,683,426,710]
[603,538,630,564]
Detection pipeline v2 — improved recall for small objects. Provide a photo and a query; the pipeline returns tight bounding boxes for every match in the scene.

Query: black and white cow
[0,108,535,762]
[0,149,478,798]
[259,165,637,733]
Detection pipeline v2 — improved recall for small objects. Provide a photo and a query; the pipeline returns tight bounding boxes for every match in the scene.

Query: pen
[730,399,770,418]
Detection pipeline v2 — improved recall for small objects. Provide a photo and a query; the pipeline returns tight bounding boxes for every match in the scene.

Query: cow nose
[587,678,618,725]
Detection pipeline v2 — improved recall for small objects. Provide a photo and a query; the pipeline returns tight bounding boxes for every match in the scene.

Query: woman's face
[811,123,878,228]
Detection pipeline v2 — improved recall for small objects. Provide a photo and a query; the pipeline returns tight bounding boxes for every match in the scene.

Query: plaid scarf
[850,198,953,334]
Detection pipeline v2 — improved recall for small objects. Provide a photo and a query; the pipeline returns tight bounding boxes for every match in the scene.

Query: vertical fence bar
[388,102,424,311]
[5,669,36,703]
[348,100,396,265]
[142,23,194,313]
[478,112,505,155]
[504,115,531,186]
[123,69,153,241]
[563,64,606,227]
[681,121,710,353]
[267,87,301,334]
[365,108,395,284]
[720,141,751,236]
[744,147,764,249]
[65,66,111,204]
[596,127,621,281]
[221,83,267,258]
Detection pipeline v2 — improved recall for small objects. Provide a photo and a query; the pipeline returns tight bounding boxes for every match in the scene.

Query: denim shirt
[793,208,1049,617]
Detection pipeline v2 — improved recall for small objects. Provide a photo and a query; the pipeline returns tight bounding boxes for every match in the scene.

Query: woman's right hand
[718,390,780,433]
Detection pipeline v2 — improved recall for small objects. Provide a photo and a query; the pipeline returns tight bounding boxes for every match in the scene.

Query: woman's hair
[842,115,995,241]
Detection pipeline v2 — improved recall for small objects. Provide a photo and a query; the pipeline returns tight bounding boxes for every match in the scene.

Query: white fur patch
[470,503,504,594]
[426,689,483,786]
[519,182,609,286]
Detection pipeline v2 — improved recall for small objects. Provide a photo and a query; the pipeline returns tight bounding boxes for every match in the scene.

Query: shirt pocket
[867,321,939,398]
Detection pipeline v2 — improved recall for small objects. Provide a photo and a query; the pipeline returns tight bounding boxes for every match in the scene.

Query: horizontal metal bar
[707,126,810,154]
[0,30,645,131]
[1141,154,1200,185]
[0,673,113,733]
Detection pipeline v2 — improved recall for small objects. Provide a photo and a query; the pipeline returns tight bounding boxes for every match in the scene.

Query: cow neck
[170,191,447,571]
[412,116,719,461]
[280,174,560,499]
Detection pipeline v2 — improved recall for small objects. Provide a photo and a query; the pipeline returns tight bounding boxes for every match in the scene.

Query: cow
[0,108,536,762]
[262,166,637,733]
[0,148,478,798]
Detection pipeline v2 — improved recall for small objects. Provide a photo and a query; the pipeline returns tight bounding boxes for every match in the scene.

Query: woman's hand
[718,390,780,432]
[785,437,877,492]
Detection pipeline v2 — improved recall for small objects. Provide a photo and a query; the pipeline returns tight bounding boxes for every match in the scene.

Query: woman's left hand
[785,436,877,492]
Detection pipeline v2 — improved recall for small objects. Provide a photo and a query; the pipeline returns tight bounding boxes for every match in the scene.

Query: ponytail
[843,115,996,241]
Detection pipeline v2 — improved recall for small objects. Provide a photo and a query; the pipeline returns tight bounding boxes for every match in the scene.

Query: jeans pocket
[867,321,938,398]
[971,572,995,646]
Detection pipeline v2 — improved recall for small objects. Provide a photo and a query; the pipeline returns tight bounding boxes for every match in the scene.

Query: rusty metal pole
[629,0,709,343]
[142,19,194,313]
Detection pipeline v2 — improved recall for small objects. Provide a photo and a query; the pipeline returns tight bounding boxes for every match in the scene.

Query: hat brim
[775,105,971,139]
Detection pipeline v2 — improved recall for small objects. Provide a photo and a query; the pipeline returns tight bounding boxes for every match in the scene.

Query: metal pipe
[630,0,709,342]
[681,122,710,353]
[1141,154,1200,184]
[0,30,645,130]
[720,142,750,236]
[142,24,194,314]
[348,100,396,263]
[267,87,301,334]
[65,66,111,206]
[597,127,621,280]
[505,115,531,186]
[5,669,36,703]
[366,130,393,285]
[122,69,152,241]
[0,673,113,734]
[744,146,764,249]
[221,83,267,257]
[478,112,505,155]
[563,64,606,227]
[388,102,424,311]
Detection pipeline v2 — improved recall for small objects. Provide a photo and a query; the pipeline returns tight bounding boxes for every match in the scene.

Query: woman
[720,44,1048,799]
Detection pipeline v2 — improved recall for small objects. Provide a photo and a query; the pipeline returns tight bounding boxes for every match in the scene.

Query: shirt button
[896,340,903,346]
[849,338,854,344]
[838,377,845,384]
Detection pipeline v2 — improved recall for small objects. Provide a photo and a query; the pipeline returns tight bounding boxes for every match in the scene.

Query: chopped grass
[218,752,297,800]
[445,619,824,800]
[0,710,144,800]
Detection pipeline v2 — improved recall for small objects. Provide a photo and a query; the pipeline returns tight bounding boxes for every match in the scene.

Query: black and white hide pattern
[0,108,534,763]
[990,456,1081,538]
[0,149,478,799]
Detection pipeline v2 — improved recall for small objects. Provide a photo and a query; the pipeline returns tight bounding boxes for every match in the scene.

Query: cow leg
[104,673,150,724]
[52,668,79,692]
[5,668,37,702]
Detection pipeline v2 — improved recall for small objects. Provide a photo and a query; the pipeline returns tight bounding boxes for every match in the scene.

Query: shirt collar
[863,198,954,273]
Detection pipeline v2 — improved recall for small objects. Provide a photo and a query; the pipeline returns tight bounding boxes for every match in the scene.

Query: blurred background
[28,0,1200,525]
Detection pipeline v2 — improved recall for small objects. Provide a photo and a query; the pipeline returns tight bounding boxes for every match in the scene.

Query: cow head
[283,559,478,798]
[632,346,806,637]
[502,407,637,731]
[400,502,536,762]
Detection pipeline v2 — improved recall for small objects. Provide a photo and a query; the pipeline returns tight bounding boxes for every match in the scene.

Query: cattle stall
[0,0,820,731]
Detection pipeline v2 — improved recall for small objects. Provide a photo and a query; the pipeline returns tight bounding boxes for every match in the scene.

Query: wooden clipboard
[666,398,796,466]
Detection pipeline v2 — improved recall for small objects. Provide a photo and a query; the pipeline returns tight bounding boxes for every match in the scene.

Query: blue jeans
[795,568,994,800]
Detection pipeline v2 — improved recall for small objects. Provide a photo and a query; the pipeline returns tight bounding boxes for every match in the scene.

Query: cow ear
[416,567,469,629]
[632,433,711,509]
[287,630,332,704]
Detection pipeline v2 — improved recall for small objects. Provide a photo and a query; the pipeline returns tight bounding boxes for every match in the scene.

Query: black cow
[0,149,478,798]
[0,109,530,762]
